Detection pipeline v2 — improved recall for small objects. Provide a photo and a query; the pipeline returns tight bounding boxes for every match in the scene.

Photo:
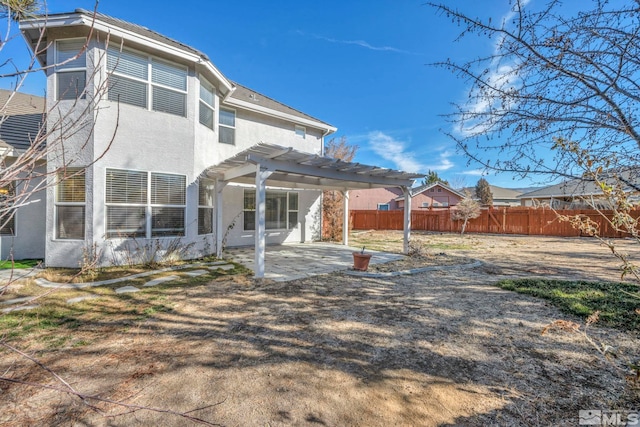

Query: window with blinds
[198,178,214,235]
[0,183,16,236]
[199,79,215,130]
[107,47,188,117]
[243,189,299,231]
[55,168,86,239]
[105,168,186,238]
[56,39,87,100]
[219,108,235,144]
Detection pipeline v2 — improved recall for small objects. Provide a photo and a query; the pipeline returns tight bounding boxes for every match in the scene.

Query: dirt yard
[1,232,639,426]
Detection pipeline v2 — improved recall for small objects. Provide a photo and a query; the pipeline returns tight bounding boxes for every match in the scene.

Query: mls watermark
[579,410,639,426]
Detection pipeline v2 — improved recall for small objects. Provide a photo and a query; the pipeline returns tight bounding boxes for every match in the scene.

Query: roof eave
[20,11,235,93]
[224,97,337,133]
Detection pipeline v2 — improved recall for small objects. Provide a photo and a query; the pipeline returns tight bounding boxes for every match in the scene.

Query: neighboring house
[0,90,46,259]
[462,185,522,207]
[349,182,463,211]
[518,171,640,208]
[14,9,419,275]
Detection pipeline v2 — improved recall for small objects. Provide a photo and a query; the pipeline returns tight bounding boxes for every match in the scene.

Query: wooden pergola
[206,143,423,278]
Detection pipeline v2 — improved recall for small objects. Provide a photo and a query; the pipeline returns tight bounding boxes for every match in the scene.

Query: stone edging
[34,261,233,289]
[343,260,483,278]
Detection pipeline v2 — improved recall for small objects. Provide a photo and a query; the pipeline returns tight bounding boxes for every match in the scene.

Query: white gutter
[20,12,236,93]
[224,97,337,134]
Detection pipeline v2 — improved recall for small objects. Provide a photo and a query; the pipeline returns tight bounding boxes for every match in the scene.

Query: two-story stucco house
[14,9,420,277]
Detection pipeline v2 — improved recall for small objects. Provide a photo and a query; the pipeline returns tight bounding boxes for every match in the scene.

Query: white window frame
[198,178,215,235]
[55,168,86,240]
[219,107,236,145]
[107,46,188,117]
[199,78,216,130]
[377,203,390,211]
[294,125,306,139]
[243,189,299,231]
[105,168,186,239]
[421,202,430,208]
[56,38,87,101]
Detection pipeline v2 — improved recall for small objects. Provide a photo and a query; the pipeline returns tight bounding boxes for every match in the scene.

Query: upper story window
[377,203,390,211]
[219,108,235,145]
[295,125,306,139]
[56,39,87,100]
[199,79,215,130]
[107,47,187,117]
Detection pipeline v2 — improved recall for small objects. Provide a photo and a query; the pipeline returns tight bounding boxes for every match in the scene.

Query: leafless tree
[428,0,640,183]
[451,191,480,235]
[322,136,357,241]
[0,4,227,425]
[429,0,640,283]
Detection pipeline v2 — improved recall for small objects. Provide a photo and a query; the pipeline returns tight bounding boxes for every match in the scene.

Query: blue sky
[2,0,535,188]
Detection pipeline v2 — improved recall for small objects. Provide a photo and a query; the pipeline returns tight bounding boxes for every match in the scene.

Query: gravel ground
[1,232,639,426]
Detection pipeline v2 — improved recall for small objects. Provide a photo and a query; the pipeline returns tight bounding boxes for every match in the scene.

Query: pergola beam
[246,154,415,188]
[205,143,423,279]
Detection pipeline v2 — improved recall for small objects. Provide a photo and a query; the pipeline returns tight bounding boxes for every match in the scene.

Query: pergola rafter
[206,143,423,278]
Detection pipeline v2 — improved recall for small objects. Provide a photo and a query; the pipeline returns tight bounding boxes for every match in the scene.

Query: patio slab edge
[343,260,483,278]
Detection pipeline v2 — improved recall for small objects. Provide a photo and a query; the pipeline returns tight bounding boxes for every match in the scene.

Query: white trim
[197,178,215,235]
[198,77,216,130]
[242,188,299,231]
[294,125,306,139]
[107,45,188,116]
[219,107,236,145]
[20,12,235,93]
[224,97,336,133]
[104,168,187,239]
[54,168,86,241]
[377,203,390,211]
[55,38,87,101]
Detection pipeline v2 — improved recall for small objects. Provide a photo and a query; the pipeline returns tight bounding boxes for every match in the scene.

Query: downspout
[221,84,237,103]
[320,127,334,156]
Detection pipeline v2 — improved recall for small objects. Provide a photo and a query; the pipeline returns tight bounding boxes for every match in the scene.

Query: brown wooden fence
[350,207,640,238]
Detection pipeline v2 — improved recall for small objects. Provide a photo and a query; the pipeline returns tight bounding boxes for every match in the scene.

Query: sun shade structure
[205,143,423,277]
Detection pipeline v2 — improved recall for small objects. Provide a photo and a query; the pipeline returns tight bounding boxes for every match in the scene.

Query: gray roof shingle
[30,9,334,130]
[228,82,334,128]
[0,90,45,150]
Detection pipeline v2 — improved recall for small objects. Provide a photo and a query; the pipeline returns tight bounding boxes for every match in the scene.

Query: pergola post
[215,179,228,258]
[342,190,349,246]
[255,165,273,278]
[403,186,411,254]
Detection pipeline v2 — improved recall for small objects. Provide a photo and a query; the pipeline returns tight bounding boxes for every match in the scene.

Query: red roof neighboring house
[349,182,464,211]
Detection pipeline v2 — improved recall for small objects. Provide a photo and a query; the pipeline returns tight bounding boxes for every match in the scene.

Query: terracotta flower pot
[352,252,372,271]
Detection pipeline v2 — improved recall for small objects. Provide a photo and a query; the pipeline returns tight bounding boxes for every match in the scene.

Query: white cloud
[368,131,454,173]
[461,169,486,176]
[456,1,532,137]
[297,31,419,55]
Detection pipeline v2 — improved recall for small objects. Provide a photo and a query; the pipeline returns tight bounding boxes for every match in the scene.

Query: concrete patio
[225,242,404,281]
